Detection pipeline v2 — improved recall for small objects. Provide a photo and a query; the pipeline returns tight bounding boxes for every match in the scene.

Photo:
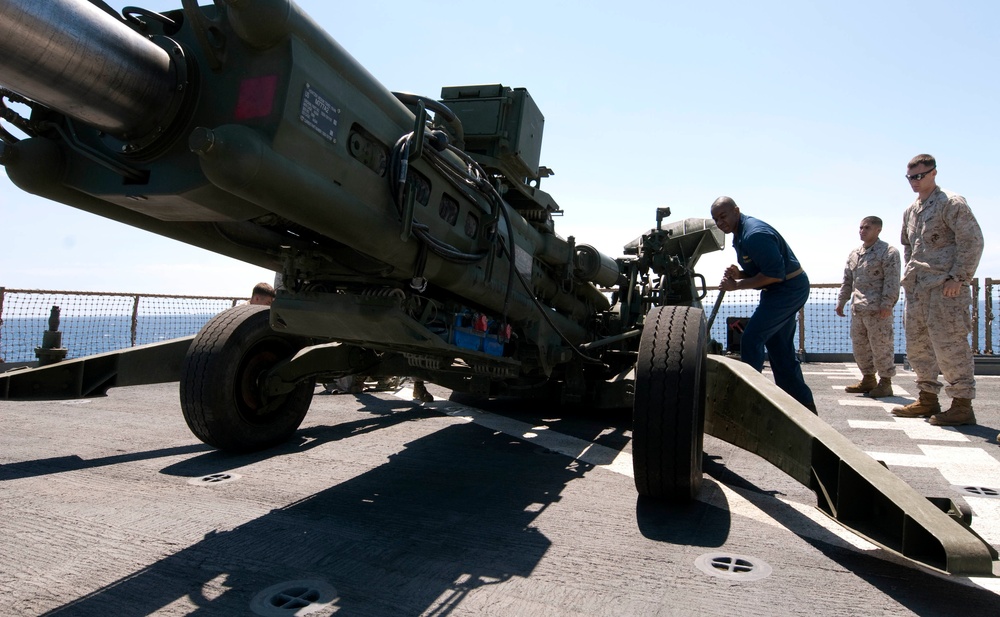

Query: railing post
[131,295,140,347]
[972,278,980,354]
[797,307,806,360]
[986,278,995,355]
[0,286,5,363]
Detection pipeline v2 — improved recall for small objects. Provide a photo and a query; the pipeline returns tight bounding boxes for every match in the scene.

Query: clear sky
[2,0,997,298]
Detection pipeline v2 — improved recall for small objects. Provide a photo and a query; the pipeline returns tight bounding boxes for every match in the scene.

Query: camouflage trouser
[904,284,976,399]
[850,310,896,379]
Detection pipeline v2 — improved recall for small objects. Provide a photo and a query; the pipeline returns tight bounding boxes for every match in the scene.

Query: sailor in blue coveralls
[710,196,817,413]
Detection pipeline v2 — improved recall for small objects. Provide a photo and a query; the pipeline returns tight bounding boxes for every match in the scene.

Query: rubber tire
[632,305,707,501]
[180,304,315,452]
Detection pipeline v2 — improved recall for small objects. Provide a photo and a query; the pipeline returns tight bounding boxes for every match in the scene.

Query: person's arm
[899,212,912,265]
[836,254,854,317]
[943,196,984,299]
[721,271,782,291]
[733,231,785,289]
[739,272,783,289]
[880,247,901,318]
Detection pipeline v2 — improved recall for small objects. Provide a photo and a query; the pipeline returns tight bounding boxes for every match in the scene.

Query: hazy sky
[2,0,997,298]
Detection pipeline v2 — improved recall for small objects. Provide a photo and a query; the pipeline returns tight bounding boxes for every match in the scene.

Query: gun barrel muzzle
[0,0,178,139]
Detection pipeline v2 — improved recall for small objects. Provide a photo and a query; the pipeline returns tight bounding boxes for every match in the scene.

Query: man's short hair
[252,282,275,298]
[907,154,936,170]
[711,196,738,211]
[861,216,882,228]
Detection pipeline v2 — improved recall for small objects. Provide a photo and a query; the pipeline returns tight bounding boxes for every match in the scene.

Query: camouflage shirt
[837,239,900,313]
[900,187,984,292]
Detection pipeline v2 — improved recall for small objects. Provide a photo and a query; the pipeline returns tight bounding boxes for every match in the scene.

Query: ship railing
[1,280,998,366]
[0,287,243,366]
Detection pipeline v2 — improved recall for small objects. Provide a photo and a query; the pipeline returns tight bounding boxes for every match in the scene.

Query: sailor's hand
[943,279,962,298]
[835,306,845,317]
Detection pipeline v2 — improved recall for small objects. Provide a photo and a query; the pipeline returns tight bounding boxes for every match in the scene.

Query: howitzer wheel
[180,304,315,452]
[632,305,707,501]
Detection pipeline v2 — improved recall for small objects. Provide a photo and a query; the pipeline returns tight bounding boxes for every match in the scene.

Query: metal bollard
[35,306,68,366]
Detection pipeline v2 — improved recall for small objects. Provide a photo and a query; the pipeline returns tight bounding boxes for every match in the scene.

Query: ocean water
[1,300,994,364]
[0,314,217,364]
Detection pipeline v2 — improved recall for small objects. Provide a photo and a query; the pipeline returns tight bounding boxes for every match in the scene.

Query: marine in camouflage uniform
[836,216,900,398]
[891,155,984,426]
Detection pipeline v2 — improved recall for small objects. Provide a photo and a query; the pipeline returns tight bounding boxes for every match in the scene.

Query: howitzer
[0,0,723,500]
[1,0,996,575]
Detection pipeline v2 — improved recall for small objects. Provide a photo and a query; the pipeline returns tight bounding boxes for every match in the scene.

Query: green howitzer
[0,0,723,496]
[0,0,995,576]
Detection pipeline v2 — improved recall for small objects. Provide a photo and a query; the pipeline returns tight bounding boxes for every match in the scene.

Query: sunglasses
[905,167,935,182]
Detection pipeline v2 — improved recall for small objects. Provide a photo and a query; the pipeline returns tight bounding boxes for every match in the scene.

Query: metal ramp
[706,355,998,577]
[0,337,192,399]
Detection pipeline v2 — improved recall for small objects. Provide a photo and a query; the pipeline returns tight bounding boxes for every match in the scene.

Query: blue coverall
[733,214,816,409]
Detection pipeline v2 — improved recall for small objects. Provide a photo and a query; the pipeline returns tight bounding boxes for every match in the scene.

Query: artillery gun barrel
[0,0,178,139]
[0,0,603,342]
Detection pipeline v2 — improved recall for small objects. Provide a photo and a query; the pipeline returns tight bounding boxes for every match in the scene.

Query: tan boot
[845,374,877,393]
[867,377,893,398]
[891,391,941,418]
[929,398,976,426]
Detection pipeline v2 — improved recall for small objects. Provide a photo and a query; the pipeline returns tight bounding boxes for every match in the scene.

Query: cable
[388,132,489,264]
[387,121,604,366]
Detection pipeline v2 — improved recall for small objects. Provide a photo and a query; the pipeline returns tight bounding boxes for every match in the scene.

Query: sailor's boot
[867,377,893,398]
[845,374,876,394]
[929,398,976,426]
[891,391,941,418]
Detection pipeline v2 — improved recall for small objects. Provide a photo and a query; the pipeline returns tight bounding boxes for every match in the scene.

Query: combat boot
[891,391,940,418]
[867,378,893,399]
[845,374,876,394]
[929,398,976,426]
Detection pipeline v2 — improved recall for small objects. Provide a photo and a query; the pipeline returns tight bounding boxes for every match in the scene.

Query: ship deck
[1,363,998,616]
